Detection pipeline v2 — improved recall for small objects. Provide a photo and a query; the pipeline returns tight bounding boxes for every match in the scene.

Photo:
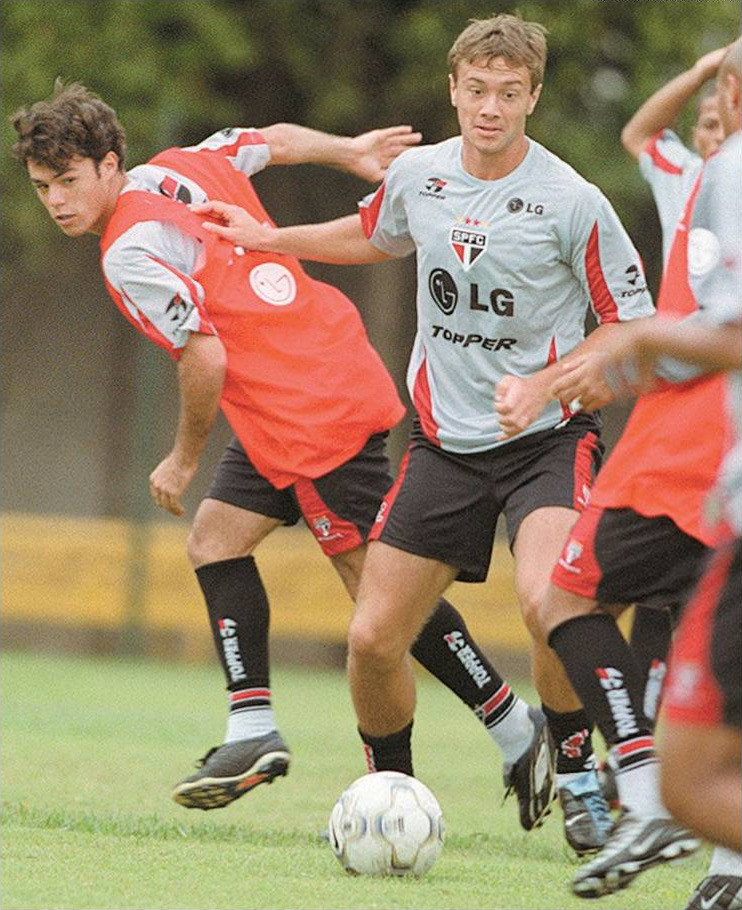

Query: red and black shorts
[206,433,393,557]
[550,503,710,606]
[369,414,603,583]
[662,537,742,730]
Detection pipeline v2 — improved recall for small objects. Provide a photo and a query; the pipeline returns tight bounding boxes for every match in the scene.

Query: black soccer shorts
[206,433,393,556]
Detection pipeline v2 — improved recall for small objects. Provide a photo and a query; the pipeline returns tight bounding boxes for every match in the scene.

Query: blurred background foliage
[1,0,740,518]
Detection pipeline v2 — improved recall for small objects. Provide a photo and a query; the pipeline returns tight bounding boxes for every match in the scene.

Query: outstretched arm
[191,200,390,265]
[621,47,728,160]
[149,332,227,516]
[259,123,422,182]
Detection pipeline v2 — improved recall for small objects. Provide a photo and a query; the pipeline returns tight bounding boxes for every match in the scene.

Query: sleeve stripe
[645,133,683,176]
[119,286,179,355]
[585,222,620,323]
[358,183,386,239]
[145,253,216,333]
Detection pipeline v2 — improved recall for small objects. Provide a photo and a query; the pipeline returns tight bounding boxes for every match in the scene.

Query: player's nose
[47,185,67,208]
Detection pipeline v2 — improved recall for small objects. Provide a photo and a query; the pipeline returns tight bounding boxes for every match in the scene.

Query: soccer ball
[327,771,445,876]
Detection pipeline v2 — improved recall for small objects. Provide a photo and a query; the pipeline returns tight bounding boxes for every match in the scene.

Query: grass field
[1,650,709,910]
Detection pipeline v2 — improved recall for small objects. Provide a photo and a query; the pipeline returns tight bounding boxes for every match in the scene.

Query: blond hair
[448,13,548,89]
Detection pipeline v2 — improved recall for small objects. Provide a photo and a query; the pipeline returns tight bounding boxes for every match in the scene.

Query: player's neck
[461,134,529,181]
[90,172,129,235]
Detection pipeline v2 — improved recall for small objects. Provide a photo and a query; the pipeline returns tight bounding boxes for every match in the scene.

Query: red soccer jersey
[101,146,405,488]
[589,175,728,547]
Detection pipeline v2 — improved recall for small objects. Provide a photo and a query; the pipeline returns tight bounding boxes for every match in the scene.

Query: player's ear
[527,83,543,116]
[99,150,120,176]
[449,73,457,108]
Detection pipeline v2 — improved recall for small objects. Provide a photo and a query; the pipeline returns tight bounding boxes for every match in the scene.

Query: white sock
[225,706,277,743]
[486,698,534,764]
[614,759,668,818]
[709,846,742,877]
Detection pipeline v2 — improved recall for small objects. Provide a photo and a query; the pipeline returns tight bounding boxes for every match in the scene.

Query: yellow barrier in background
[2,512,532,665]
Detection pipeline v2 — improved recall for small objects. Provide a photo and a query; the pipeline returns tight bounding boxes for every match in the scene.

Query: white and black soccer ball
[327,771,445,877]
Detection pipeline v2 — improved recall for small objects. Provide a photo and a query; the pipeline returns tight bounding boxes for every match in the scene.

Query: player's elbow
[620,124,643,160]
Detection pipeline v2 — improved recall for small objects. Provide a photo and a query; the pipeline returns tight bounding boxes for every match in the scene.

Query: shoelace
[196,746,219,768]
[581,791,615,835]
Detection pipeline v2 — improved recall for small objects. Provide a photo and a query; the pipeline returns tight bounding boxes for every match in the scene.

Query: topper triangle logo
[449,218,489,271]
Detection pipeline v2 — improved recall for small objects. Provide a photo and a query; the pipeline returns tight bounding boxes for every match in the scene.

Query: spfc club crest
[449,220,488,271]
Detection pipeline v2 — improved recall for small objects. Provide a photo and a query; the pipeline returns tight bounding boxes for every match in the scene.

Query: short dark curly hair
[11,80,127,173]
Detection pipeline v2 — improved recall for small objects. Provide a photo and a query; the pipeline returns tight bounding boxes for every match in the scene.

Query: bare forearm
[640,319,742,373]
[249,214,389,265]
[260,123,357,168]
[258,122,421,182]
[538,323,624,390]
[173,334,226,466]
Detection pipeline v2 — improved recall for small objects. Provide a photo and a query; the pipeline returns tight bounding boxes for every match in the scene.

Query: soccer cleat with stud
[172,731,290,810]
[558,769,614,856]
[572,810,700,898]
[684,875,742,910]
[502,706,556,831]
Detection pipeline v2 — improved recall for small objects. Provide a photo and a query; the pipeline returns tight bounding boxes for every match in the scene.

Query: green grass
[1,651,709,909]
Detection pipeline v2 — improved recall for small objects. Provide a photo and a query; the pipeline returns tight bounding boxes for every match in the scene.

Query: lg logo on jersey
[429,268,514,317]
[248,262,297,306]
[507,197,544,215]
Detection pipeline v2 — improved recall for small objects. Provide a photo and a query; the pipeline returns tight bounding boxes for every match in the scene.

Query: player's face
[27,153,123,237]
[450,57,541,176]
[692,96,724,159]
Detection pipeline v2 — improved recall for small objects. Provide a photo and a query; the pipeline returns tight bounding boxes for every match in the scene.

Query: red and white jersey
[102,128,270,355]
[359,137,654,453]
[100,129,404,488]
[639,129,703,265]
[688,132,742,536]
[590,159,729,546]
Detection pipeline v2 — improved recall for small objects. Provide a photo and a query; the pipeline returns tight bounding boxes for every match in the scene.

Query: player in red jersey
[527,40,742,902]
[12,82,550,819]
[578,42,742,910]
[614,43,729,747]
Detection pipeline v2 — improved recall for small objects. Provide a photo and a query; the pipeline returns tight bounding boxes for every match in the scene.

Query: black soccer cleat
[571,810,700,898]
[502,706,556,831]
[172,731,290,810]
[684,875,742,910]
[558,769,614,856]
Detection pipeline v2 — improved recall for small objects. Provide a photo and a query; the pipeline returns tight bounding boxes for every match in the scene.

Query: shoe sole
[572,835,700,898]
[524,724,556,831]
[172,750,291,810]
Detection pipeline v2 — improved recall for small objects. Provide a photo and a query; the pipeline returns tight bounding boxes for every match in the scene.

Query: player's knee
[187,511,250,567]
[348,612,405,674]
[518,584,550,642]
[186,520,217,567]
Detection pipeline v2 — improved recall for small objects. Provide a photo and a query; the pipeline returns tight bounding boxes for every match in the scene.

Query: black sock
[542,705,596,774]
[629,605,673,725]
[412,598,513,722]
[195,556,271,700]
[359,722,414,775]
[548,613,652,749]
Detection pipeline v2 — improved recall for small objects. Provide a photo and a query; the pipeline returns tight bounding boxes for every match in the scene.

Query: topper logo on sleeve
[449,217,489,270]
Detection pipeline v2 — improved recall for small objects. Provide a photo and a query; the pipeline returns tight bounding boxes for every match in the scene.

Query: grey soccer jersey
[639,129,703,265]
[688,131,742,535]
[359,137,654,453]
